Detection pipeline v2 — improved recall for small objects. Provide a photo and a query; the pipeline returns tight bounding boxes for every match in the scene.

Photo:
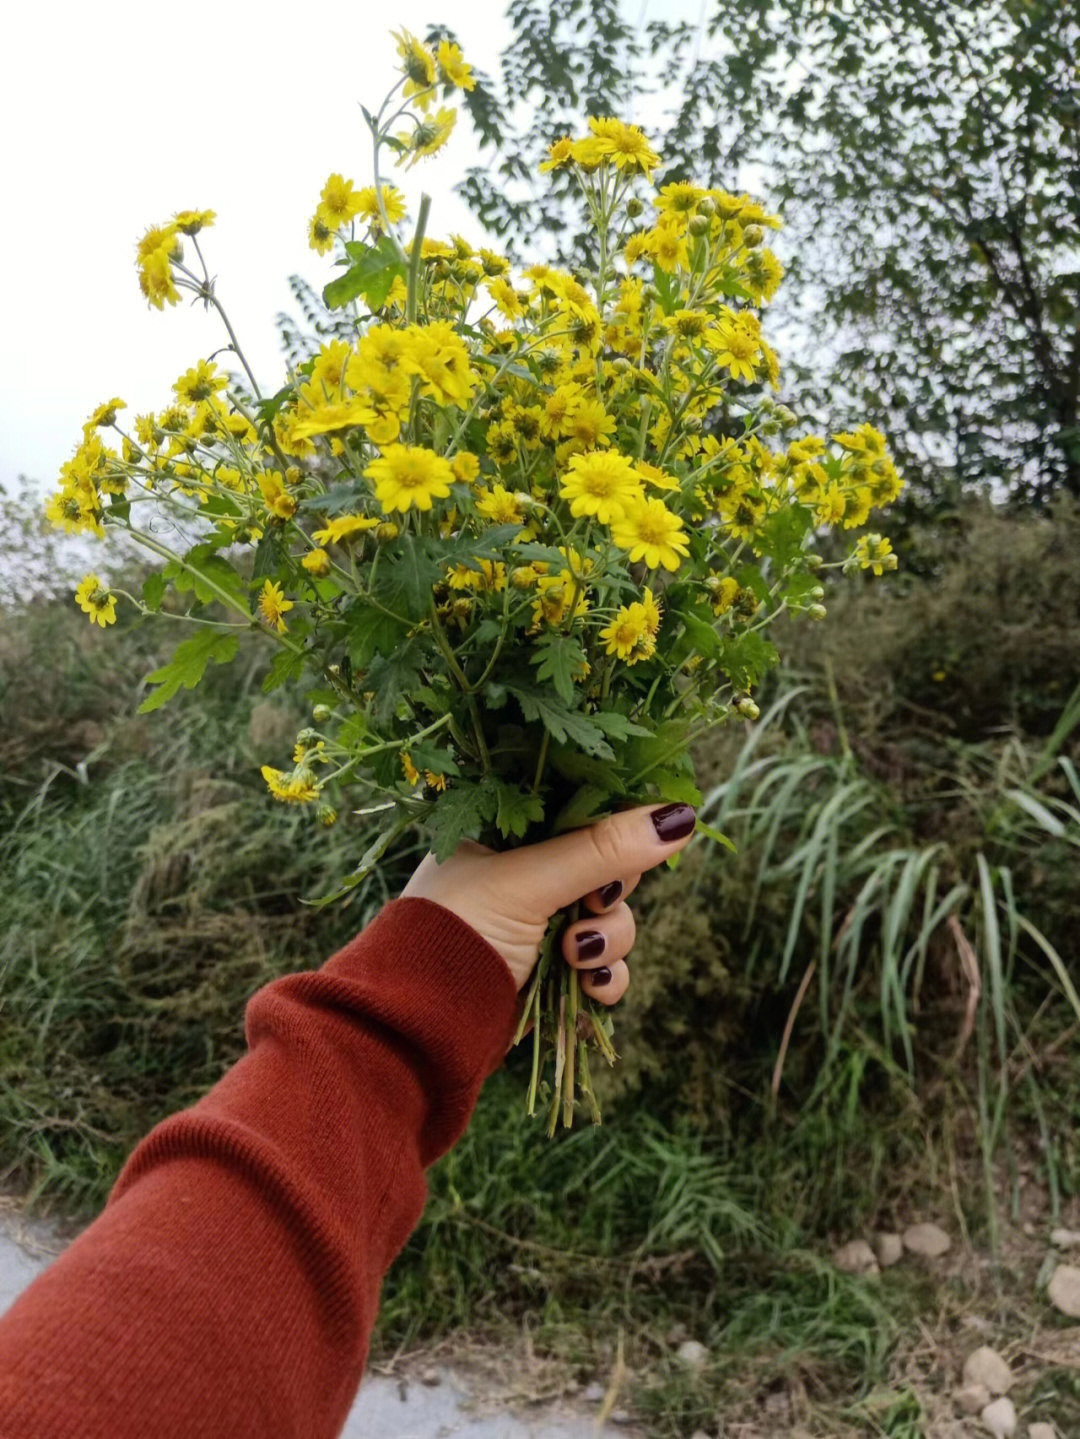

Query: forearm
[0,898,518,1439]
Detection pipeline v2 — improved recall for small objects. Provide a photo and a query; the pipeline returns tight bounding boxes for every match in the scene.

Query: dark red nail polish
[576,931,606,960]
[599,880,622,907]
[650,803,696,842]
[591,966,612,987]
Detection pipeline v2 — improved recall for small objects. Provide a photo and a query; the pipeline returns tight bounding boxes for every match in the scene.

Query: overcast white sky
[1,1,709,498]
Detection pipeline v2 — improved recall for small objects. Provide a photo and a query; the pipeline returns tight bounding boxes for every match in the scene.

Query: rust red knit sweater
[0,898,519,1438]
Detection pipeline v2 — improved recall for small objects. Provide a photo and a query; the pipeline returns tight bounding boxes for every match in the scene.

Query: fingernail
[650,803,696,842]
[590,966,612,987]
[576,931,606,960]
[598,880,622,907]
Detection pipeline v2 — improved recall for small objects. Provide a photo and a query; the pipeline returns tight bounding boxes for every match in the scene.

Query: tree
[458,1,1080,503]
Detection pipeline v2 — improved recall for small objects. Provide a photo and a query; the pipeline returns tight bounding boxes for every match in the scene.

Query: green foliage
[137,629,241,713]
[323,236,407,311]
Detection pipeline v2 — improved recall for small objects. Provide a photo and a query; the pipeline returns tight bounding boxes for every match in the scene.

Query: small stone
[902,1221,952,1258]
[610,1408,634,1425]
[873,1232,904,1268]
[1028,1424,1057,1439]
[834,1239,880,1276]
[962,1345,1013,1395]
[955,1383,990,1415]
[979,1395,1016,1436]
[1050,1227,1080,1249]
[689,1431,712,1439]
[419,1368,442,1386]
[676,1339,709,1371]
[1048,1263,1080,1317]
[582,1381,605,1403]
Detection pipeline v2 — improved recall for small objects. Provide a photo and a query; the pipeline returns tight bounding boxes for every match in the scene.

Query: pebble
[1048,1263,1080,1318]
[955,1383,990,1415]
[676,1339,709,1371]
[1028,1424,1057,1439]
[902,1221,951,1258]
[834,1239,879,1276]
[962,1345,1013,1395]
[1050,1227,1080,1249]
[873,1232,904,1268]
[979,1396,1016,1436]
[582,1382,606,1403]
[689,1431,712,1439]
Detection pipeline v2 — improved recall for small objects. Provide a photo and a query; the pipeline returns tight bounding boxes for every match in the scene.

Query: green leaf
[167,545,249,612]
[262,646,307,694]
[138,630,239,713]
[372,538,445,622]
[367,641,430,723]
[716,631,779,691]
[487,776,545,839]
[251,528,291,584]
[323,236,406,311]
[506,684,613,758]
[142,572,167,613]
[591,710,653,742]
[552,783,613,834]
[254,384,296,428]
[297,483,366,515]
[697,819,737,853]
[531,632,587,706]
[647,769,703,806]
[427,781,488,862]
[346,603,411,669]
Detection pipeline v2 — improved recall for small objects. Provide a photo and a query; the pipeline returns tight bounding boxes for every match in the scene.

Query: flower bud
[809,585,825,601]
[643,284,662,305]
[688,214,710,237]
[761,418,780,435]
[743,224,765,248]
[734,696,760,720]
[805,553,823,569]
[697,196,717,217]
[316,804,338,828]
[626,197,644,218]
[775,405,797,427]
[375,522,399,543]
[312,704,332,723]
[807,603,827,620]
[611,356,633,374]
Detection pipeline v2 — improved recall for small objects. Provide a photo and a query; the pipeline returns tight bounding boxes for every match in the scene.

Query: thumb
[499,802,697,916]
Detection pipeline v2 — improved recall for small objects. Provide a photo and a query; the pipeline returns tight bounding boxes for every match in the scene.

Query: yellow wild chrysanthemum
[599,603,650,661]
[311,514,381,545]
[258,580,293,635]
[394,29,436,107]
[261,766,319,804]
[400,108,456,165]
[317,174,364,229]
[610,497,690,572]
[854,533,898,575]
[74,574,117,627]
[475,484,525,525]
[559,451,643,524]
[257,471,297,520]
[436,40,474,92]
[365,444,455,512]
[301,548,331,577]
[580,117,661,175]
[354,184,407,224]
[401,751,421,786]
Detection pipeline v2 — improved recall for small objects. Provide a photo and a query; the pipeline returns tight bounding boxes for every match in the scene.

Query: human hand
[400,802,697,999]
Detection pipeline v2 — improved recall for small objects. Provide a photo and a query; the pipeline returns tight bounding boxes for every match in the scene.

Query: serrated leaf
[168,545,249,611]
[142,572,166,613]
[647,768,703,806]
[506,684,613,758]
[346,603,411,669]
[531,632,587,706]
[591,710,653,741]
[262,646,307,694]
[487,776,545,839]
[323,236,406,311]
[716,631,779,691]
[372,538,444,621]
[138,630,239,713]
[427,782,487,862]
[297,482,366,514]
[367,640,430,723]
[552,783,613,834]
[251,528,292,584]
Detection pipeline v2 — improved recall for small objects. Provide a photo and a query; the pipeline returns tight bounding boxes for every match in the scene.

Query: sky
[1,0,711,502]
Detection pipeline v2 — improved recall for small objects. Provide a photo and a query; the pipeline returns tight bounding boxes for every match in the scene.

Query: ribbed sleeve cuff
[321,896,520,1088]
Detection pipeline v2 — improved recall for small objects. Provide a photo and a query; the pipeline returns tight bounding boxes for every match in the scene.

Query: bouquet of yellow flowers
[48,29,900,1132]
